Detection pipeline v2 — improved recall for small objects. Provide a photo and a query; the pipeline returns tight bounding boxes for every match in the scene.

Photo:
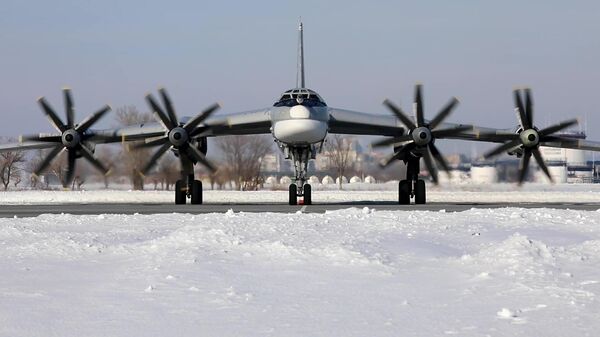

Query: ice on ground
[1,208,600,336]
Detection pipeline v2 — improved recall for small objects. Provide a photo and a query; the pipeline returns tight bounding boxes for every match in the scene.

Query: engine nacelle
[194,137,208,155]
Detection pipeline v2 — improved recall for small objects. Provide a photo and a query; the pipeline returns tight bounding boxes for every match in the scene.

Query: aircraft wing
[92,107,273,142]
[0,140,58,152]
[0,107,274,152]
[540,138,600,152]
[327,107,515,143]
[202,108,272,136]
[327,107,405,136]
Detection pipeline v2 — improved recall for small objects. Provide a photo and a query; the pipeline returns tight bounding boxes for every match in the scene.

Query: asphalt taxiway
[1,202,600,217]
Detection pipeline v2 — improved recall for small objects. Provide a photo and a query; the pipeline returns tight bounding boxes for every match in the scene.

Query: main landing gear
[399,157,427,205]
[174,158,203,205]
[284,145,315,205]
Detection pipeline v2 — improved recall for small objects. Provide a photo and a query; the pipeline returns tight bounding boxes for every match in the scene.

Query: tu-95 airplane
[2,22,600,205]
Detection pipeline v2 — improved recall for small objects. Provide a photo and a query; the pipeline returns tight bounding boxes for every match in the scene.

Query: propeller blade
[20,134,62,143]
[79,144,109,174]
[414,84,424,127]
[518,149,532,185]
[429,143,451,175]
[186,145,216,173]
[422,149,438,184]
[159,88,179,127]
[524,88,533,129]
[431,125,472,139]
[76,105,111,133]
[383,99,416,130]
[532,147,552,183]
[429,97,459,129]
[141,142,172,175]
[483,138,522,159]
[183,103,221,133]
[134,136,169,149]
[380,151,404,168]
[38,97,66,133]
[34,145,64,176]
[190,125,213,137]
[538,118,578,138]
[64,88,75,128]
[64,149,77,188]
[146,93,173,130]
[514,90,530,129]
[372,134,413,148]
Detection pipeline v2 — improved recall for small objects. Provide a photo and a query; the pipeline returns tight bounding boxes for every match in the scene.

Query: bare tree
[27,149,45,189]
[208,164,229,190]
[155,155,179,190]
[49,152,68,187]
[325,135,352,190]
[216,135,272,190]
[95,146,116,188]
[115,106,154,190]
[0,150,25,190]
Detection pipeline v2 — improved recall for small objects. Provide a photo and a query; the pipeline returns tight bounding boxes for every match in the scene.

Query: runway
[2,202,600,217]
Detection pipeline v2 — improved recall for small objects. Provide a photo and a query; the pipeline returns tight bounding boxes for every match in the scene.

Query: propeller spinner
[139,88,220,175]
[373,84,471,184]
[23,88,111,187]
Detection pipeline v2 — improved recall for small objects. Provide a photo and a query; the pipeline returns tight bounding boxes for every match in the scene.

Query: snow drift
[0,207,599,336]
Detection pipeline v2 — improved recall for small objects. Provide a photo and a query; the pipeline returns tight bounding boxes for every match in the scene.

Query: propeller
[23,88,111,187]
[139,88,221,175]
[373,84,471,184]
[483,88,578,184]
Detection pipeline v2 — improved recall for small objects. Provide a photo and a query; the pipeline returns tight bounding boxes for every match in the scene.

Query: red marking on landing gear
[299,199,305,205]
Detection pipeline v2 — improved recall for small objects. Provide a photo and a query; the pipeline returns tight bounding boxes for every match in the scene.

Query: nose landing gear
[284,145,315,206]
[289,183,312,205]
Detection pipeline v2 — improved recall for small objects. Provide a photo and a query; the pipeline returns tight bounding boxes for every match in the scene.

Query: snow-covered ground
[3,183,600,204]
[1,208,599,336]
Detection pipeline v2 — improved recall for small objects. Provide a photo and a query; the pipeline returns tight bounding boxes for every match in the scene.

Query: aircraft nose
[290,105,311,119]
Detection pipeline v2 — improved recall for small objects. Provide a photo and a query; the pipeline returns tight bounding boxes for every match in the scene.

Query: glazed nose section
[290,105,311,119]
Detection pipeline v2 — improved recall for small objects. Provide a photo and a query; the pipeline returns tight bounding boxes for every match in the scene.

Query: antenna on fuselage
[296,19,305,88]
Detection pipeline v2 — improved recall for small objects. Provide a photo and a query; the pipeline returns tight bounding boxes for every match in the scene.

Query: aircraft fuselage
[270,88,329,145]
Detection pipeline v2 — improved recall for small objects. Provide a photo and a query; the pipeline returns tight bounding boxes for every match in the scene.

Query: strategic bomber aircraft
[2,22,600,205]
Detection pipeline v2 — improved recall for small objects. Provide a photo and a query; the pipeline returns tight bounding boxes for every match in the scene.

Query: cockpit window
[273,88,326,107]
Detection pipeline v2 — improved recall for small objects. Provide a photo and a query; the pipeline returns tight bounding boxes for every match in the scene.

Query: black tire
[175,180,186,205]
[191,180,203,205]
[399,180,411,205]
[289,184,297,205]
[304,184,312,205]
[415,179,426,204]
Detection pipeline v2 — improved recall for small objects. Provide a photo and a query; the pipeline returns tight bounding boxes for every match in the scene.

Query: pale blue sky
[1,0,599,154]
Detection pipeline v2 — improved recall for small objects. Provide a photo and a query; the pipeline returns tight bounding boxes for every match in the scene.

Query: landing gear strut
[399,157,426,205]
[284,145,314,205]
[174,156,203,205]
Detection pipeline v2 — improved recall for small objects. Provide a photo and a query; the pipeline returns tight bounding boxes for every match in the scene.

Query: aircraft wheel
[191,180,203,205]
[289,184,298,205]
[415,179,426,204]
[304,184,312,205]
[399,180,411,205]
[175,180,186,205]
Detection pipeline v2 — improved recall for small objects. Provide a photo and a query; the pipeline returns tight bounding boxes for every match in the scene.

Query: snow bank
[1,208,599,336]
